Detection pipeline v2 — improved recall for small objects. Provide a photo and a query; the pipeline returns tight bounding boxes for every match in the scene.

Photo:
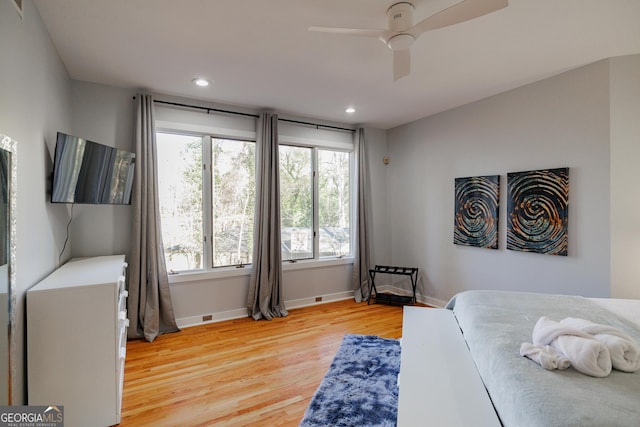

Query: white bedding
[590,297,640,328]
[446,291,640,427]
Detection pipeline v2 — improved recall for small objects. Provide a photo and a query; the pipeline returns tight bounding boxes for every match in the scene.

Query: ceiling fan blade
[393,49,411,81]
[308,26,388,39]
[410,0,508,37]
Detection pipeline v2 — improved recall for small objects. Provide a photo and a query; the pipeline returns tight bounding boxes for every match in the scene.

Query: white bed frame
[397,307,501,427]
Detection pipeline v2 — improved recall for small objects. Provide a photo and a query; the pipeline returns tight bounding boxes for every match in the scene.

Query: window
[155,114,354,275]
[279,145,351,261]
[157,133,203,271]
[211,138,255,267]
[318,150,350,257]
[280,145,313,260]
[156,132,255,272]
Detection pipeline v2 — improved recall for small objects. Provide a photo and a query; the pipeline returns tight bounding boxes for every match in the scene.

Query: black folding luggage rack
[368,265,418,305]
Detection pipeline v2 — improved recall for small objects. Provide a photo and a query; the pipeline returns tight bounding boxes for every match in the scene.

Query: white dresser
[27,255,129,427]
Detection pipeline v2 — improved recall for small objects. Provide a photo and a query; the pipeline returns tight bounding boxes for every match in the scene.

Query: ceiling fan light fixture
[345,107,356,114]
[387,33,414,50]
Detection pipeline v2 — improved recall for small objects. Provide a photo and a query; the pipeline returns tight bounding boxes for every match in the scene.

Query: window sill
[168,266,251,284]
[282,256,354,271]
[168,256,354,284]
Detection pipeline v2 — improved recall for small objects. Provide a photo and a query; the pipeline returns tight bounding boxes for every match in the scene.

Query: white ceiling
[34,0,640,130]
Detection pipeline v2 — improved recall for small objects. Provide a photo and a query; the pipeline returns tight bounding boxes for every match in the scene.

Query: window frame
[155,130,206,272]
[278,141,354,263]
[155,119,356,283]
[208,136,257,268]
[279,143,314,262]
[317,147,353,259]
[156,129,258,273]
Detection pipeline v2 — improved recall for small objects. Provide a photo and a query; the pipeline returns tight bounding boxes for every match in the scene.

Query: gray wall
[68,81,136,260]
[365,128,391,268]
[610,55,640,299]
[387,60,613,304]
[0,0,73,403]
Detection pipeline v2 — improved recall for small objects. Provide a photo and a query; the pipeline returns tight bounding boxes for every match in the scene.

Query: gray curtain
[0,150,8,265]
[353,128,371,302]
[128,94,180,342]
[247,112,288,320]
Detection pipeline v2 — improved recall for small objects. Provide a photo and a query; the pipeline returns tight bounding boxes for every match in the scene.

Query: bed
[397,290,640,427]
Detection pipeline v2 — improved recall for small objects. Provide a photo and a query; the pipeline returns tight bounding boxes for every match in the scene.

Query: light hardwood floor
[120,299,408,426]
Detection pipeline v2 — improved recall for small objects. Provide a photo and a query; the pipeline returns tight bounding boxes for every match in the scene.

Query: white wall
[0,0,73,403]
[610,55,640,299]
[68,81,137,260]
[387,60,612,304]
[364,128,391,268]
[167,258,355,326]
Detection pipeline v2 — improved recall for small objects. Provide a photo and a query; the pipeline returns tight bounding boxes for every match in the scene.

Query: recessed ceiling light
[346,107,356,114]
[192,78,210,87]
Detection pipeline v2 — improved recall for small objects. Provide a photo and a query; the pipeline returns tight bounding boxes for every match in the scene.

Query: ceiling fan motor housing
[387,2,415,32]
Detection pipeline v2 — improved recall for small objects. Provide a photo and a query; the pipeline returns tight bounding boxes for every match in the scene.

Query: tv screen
[51,132,136,204]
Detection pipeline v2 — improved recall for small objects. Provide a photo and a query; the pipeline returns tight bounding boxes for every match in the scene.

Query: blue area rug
[299,334,400,427]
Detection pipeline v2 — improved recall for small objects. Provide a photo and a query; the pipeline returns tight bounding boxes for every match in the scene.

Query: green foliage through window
[212,139,255,266]
[279,145,350,261]
[156,130,352,273]
[157,133,255,271]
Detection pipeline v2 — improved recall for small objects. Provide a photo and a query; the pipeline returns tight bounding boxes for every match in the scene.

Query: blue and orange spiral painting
[454,175,500,249]
[507,168,568,256]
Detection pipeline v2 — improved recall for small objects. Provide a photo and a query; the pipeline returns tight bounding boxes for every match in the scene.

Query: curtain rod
[278,118,355,133]
[153,99,259,119]
[137,97,356,133]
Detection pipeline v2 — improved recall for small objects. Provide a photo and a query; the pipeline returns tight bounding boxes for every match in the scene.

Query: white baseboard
[379,284,448,308]
[419,295,448,308]
[285,290,355,310]
[176,308,248,329]
[176,288,448,328]
[176,290,355,328]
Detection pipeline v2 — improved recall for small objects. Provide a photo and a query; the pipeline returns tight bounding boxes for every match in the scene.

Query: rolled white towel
[561,317,640,373]
[532,316,612,378]
[520,342,571,370]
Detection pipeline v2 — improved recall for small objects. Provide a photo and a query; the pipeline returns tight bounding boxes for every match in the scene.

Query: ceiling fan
[309,0,508,81]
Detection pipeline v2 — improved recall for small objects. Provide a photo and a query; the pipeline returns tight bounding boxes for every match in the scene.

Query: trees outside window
[279,145,351,261]
[212,138,255,267]
[318,150,350,257]
[157,133,203,271]
[279,145,313,261]
[156,132,255,272]
[156,129,352,273]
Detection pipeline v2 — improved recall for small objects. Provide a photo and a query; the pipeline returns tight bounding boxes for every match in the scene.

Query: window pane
[156,133,203,271]
[318,150,351,257]
[212,139,255,267]
[279,145,313,261]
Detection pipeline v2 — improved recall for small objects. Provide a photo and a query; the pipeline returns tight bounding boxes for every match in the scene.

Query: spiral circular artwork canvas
[454,175,500,249]
[507,167,569,256]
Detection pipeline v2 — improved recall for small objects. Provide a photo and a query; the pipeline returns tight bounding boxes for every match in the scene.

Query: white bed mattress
[590,297,640,328]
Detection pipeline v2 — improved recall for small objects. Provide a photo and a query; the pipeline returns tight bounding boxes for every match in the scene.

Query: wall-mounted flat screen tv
[51,132,136,204]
